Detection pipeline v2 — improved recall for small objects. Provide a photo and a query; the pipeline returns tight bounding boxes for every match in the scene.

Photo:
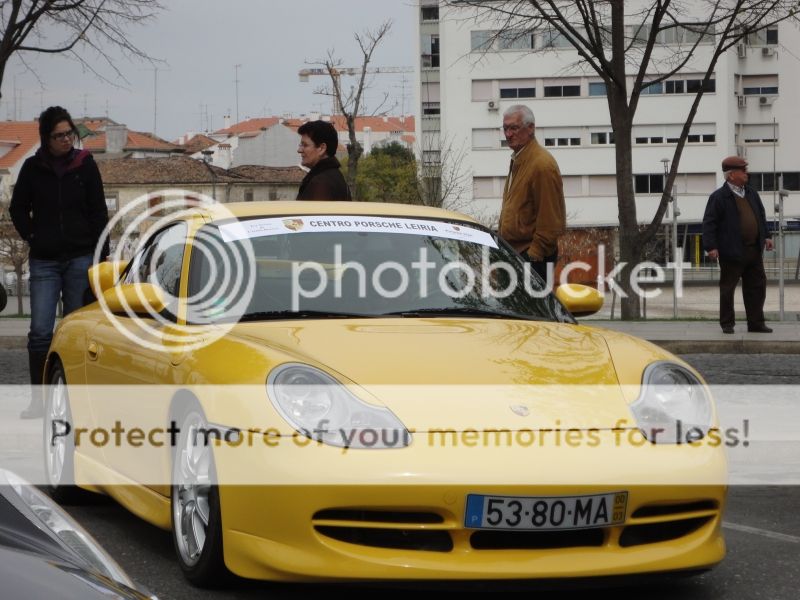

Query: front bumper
[213,430,727,581]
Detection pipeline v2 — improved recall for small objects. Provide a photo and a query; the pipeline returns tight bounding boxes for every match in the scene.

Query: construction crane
[299,65,414,114]
[298,66,414,82]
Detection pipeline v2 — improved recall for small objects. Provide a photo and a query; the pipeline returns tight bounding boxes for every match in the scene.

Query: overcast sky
[1,0,417,141]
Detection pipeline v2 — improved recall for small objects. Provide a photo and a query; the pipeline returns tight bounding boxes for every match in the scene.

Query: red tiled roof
[76,117,119,132]
[180,133,218,155]
[83,130,181,152]
[215,117,280,136]
[0,121,40,169]
[216,115,415,136]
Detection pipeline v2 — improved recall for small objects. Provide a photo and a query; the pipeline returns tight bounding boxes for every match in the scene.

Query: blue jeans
[28,255,93,353]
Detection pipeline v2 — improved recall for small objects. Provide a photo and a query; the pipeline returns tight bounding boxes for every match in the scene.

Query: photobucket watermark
[288,243,690,310]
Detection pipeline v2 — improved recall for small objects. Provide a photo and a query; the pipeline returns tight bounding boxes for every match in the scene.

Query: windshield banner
[219,215,499,248]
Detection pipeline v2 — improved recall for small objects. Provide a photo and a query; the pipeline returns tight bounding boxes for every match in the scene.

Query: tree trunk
[345,115,362,198]
[609,0,640,320]
[15,264,23,316]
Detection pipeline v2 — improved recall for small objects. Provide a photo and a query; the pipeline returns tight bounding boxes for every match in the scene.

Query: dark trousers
[529,253,558,286]
[718,245,767,329]
[28,255,93,353]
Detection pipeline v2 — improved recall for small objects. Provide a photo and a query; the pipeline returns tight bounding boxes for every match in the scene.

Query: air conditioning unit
[759,96,775,106]
[762,46,776,56]
[737,95,747,108]
[737,44,747,58]
[487,98,500,111]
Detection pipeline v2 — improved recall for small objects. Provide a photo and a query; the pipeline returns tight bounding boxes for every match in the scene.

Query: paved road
[0,349,797,599]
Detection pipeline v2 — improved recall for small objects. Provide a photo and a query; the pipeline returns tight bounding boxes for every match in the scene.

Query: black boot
[20,350,47,419]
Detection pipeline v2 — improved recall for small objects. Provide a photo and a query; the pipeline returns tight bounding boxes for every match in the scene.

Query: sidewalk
[2,313,799,354]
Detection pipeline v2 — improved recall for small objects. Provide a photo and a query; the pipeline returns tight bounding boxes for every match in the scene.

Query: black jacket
[10,149,109,261]
[702,183,770,262]
[296,156,352,201]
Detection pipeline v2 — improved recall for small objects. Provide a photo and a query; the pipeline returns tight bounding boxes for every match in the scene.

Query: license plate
[465,491,628,530]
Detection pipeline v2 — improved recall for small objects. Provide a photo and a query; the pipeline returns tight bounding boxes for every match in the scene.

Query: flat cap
[721,155,748,172]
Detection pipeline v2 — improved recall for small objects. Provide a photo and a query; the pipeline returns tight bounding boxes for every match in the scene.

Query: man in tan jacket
[498,104,566,284]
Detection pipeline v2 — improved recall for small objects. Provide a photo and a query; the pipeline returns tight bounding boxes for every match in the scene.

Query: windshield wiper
[380,307,547,321]
[238,310,372,322]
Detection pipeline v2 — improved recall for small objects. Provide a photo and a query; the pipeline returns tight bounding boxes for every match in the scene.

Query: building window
[499,29,534,50]
[635,124,715,145]
[540,29,574,49]
[544,137,581,147]
[634,174,665,194]
[686,78,715,93]
[588,82,607,96]
[747,172,798,192]
[244,189,254,202]
[422,150,440,165]
[544,85,580,97]
[665,80,685,94]
[421,6,439,21]
[748,27,779,46]
[500,87,536,98]
[591,132,614,145]
[422,102,440,116]
[743,86,779,95]
[269,188,278,200]
[741,123,779,143]
[105,193,118,213]
[741,74,779,96]
[472,128,502,149]
[471,30,495,52]
[422,34,439,68]
[641,81,663,95]
[766,28,778,45]
[658,23,714,45]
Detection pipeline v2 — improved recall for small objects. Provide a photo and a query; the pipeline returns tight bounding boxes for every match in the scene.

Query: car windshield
[186,214,572,324]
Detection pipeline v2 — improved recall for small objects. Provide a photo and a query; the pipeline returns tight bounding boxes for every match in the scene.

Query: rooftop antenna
[141,66,171,135]
[234,64,242,124]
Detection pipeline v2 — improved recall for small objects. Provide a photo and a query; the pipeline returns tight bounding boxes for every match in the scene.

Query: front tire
[170,404,229,586]
[43,360,89,504]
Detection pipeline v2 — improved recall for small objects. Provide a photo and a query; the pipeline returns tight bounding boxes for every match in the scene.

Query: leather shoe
[747,325,773,333]
[721,326,734,334]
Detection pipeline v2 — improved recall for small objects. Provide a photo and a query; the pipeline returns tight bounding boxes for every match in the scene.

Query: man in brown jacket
[498,104,566,284]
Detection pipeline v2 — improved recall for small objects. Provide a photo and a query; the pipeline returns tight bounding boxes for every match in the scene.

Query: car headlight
[629,361,714,444]
[1,470,135,589]
[267,363,411,448]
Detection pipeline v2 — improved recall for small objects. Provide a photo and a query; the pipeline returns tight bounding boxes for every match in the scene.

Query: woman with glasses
[10,106,109,418]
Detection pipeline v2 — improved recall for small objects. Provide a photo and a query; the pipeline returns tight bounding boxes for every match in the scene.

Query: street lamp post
[662,158,679,319]
[777,177,788,321]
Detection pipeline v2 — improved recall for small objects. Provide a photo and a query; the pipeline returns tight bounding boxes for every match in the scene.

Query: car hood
[232,318,638,431]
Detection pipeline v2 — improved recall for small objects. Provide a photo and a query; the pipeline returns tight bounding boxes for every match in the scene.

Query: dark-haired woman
[10,106,109,418]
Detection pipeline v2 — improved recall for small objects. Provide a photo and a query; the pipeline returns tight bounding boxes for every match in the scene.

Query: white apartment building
[416,1,800,237]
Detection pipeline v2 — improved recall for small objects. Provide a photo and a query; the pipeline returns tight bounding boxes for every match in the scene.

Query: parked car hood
[231,318,647,431]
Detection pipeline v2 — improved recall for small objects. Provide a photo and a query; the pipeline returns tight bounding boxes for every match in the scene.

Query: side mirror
[555,284,604,317]
[101,283,166,316]
[88,261,129,297]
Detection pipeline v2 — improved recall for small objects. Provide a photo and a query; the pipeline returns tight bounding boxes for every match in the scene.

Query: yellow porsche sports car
[44,201,726,586]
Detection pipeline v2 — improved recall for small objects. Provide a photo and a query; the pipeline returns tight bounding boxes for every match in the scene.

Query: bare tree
[307,20,394,196]
[447,0,800,318]
[0,0,164,97]
[417,131,473,211]
[0,206,28,315]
